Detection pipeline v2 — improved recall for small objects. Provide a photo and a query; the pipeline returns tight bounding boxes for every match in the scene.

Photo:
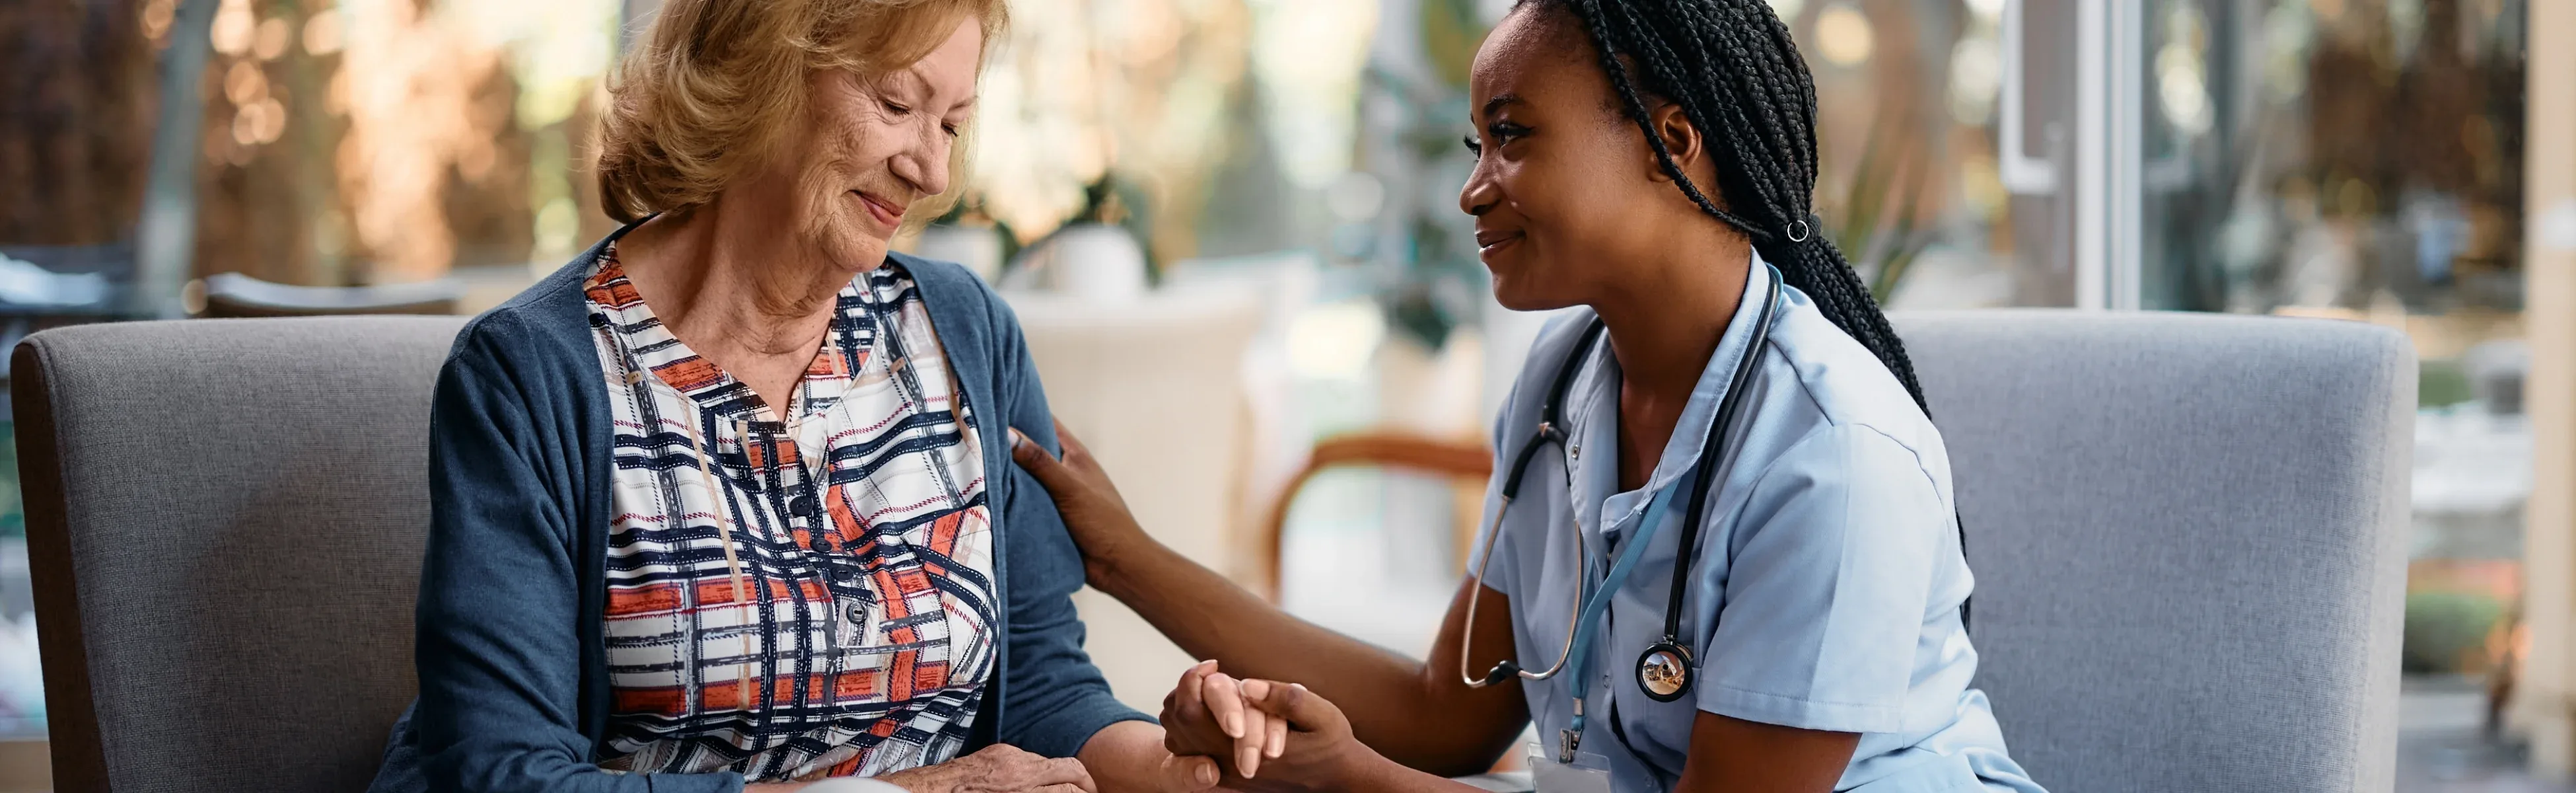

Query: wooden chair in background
[1249,430,1524,774]
[1252,430,1493,602]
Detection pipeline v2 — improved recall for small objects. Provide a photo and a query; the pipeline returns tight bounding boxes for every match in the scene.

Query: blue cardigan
[368,226,1146,792]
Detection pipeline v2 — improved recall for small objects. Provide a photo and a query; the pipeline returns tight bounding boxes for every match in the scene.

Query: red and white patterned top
[585,247,997,782]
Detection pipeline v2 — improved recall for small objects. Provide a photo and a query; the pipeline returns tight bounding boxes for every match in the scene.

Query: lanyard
[1555,264,1783,763]
[1561,478,1685,759]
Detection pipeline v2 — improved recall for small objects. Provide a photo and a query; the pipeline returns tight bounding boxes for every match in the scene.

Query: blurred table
[1005,285,1264,712]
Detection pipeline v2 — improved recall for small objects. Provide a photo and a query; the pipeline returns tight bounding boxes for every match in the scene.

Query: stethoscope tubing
[1460,266,1782,691]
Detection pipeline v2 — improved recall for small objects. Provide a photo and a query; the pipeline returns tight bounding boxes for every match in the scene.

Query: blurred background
[0,0,2565,789]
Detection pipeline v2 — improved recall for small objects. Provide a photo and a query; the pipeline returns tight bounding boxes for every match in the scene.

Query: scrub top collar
[1566,256,1779,547]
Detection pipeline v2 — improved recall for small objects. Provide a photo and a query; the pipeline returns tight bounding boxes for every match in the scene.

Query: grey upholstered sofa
[13,310,2410,792]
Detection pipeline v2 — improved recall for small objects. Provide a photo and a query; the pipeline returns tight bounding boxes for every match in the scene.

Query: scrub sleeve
[1696,422,1951,736]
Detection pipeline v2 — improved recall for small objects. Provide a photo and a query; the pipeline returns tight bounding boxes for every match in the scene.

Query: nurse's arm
[1672,708,1861,792]
[1011,425,1530,776]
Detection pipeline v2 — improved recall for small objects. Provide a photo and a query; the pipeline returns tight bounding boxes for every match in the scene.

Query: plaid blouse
[585,248,998,782]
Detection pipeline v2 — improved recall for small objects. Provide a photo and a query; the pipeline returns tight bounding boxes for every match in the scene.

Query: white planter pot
[1021,223,1149,301]
[910,224,1006,283]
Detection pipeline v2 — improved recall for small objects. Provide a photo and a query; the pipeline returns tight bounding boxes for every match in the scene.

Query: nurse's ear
[1639,100,1705,185]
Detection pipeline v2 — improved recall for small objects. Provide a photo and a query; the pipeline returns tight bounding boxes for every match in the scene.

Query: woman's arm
[1075,722,1221,792]
[972,278,1219,793]
[413,321,735,793]
[1010,425,1528,776]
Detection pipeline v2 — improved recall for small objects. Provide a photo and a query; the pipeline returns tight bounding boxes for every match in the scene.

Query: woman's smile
[855,190,907,232]
[1475,229,1524,262]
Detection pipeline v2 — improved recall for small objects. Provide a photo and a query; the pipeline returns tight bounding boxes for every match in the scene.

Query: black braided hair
[1516,1,1968,632]
[1518,0,1928,412]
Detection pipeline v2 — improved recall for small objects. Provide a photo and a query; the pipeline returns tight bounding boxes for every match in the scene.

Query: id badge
[1526,741,1614,793]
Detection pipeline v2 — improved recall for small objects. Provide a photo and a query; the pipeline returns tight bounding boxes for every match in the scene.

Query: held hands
[1161,661,1367,793]
[1163,661,1283,781]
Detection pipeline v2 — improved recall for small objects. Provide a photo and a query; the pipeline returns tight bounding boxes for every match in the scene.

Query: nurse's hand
[1010,420,1153,582]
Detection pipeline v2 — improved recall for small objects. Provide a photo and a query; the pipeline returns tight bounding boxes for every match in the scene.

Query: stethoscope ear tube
[1657,274,1781,643]
[1461,321,1608,689]
[1497,427,1559,501]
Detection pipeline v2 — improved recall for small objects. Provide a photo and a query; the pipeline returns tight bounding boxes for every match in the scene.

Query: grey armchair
[1895,310,2412,793]
[16,316,467,793]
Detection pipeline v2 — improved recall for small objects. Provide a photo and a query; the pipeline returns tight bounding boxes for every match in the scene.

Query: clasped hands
[1157,660,1358,793]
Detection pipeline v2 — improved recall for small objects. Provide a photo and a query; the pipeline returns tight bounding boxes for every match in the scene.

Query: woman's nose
[1458,161,1498,217]
[891,131,950,199]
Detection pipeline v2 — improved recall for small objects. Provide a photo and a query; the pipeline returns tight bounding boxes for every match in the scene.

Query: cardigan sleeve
[982,287,1155,757]
[412,315,742,793]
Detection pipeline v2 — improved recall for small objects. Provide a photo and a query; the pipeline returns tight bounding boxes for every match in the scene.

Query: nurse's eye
[1462,134,1482,157]
[1485,121,1532,145]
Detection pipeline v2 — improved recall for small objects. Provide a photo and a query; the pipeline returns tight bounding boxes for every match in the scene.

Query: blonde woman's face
[793,16,982,270]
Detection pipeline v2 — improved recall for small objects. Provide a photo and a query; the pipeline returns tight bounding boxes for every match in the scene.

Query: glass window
[2134,0,2532,784]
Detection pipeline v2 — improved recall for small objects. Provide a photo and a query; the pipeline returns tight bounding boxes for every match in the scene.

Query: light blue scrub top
[1470,260,2045,793]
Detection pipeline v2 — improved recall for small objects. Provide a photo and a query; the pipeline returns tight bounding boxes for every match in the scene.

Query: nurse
[1011,1,2047,791]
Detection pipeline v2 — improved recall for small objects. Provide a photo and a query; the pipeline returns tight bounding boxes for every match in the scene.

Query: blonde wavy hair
[595,0,1006,225]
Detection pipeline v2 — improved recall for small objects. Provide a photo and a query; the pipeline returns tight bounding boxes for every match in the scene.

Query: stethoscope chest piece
[1636,640,1694,702]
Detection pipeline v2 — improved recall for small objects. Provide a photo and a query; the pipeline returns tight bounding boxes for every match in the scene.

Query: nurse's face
[1458,6,1703,312]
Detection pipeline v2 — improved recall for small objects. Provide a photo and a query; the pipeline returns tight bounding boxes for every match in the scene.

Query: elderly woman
[363,2,1221,791]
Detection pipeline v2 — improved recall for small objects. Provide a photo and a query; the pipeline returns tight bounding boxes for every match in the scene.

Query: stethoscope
[1459,264,1782,765]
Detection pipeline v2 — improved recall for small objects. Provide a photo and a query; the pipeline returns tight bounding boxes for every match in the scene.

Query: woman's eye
[941,122,961,138]
[881,100,913,116]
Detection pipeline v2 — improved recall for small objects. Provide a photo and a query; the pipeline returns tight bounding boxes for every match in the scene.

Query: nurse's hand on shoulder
[1009,420,1151,579]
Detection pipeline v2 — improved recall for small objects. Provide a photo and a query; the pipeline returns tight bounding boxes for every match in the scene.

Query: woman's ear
[1645,102,1703,184]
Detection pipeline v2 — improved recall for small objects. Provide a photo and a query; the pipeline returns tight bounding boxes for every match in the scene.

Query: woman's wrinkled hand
[1009,418,1153,580]
[875,743,1098,793]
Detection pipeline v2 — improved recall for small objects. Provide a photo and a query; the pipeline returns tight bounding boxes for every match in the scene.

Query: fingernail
[1008,428,1029,448]
[1196,764,1217,786]
[1225,713,1242,738]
